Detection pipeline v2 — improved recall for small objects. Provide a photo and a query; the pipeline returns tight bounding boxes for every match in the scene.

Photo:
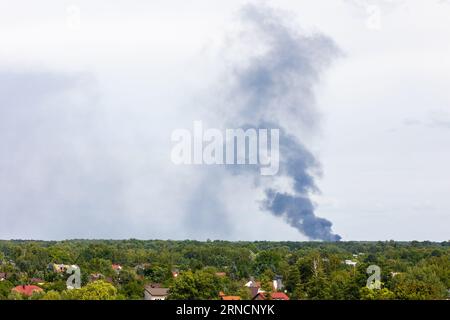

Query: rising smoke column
[223,4,341,241]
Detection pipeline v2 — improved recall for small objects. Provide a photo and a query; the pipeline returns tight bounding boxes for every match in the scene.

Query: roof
[249,286,258,298]
[144,286,169,296]
[221,296,241,300]
[215,272,226,277]
[90,273,104,281]
[252,292,266,300]
[12,285,43,296]
[271,292,289,300]
[244,280,260,288]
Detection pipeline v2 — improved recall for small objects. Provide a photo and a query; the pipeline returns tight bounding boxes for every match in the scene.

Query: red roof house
[221,295,241,300]
[30,278,45,284]
[215,272,227,277]
[271,292,290,300]
[219,291,241,300]
[112,264,122,271]
[12,285,43,297]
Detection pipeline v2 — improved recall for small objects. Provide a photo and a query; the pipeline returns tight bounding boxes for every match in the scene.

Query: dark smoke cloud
[264,190,340,241]
[220,4,341,241]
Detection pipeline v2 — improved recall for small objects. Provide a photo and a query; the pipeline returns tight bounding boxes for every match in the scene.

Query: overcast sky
[0,0,449,241]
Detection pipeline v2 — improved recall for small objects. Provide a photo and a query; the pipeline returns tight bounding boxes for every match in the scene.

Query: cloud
[0,70,153,239]
[403,110,450,129]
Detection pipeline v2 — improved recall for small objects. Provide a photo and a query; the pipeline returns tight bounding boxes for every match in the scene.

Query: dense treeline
[0,240,448,300]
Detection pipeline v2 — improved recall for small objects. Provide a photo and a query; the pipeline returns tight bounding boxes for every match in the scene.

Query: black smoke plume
[223,4,341,241]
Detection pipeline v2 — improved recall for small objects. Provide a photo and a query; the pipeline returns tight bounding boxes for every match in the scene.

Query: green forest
[0,240,448,300]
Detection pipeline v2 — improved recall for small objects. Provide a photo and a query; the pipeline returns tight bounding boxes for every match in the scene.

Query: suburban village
[2,261,291,300]
[0,240,448,300]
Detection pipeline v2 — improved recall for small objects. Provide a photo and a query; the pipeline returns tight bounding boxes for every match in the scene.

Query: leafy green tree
[89,258,113,276]
[168,270,221,300]
[41,290,62,300]
[329,270,360,299]
[260,269,275,292]
[360,287,395,300]
[285,265,301,294]
[43,279,67,292]
[119,280,144,300]
[7,291,24,300]
[305,270,332,300]
[64,280,117,300]
[143,264,171,283]
[0,281,14,300]
[237,287,252,300]
[167,270,197,300]
[392,267,447,300]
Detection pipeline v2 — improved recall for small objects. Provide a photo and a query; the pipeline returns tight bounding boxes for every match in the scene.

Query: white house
[144,285,169,300]
[344,260,357,267]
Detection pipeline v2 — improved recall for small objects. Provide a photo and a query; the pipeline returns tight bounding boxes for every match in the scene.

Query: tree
[44,279,67,292]
[119,280,144,300]
[7,291,23,300]
[168,270,221,300]
[260,269,275,292]
[392,266,447,300]
[329,270,360,299]
[285,265,301,294]
[305,271,332,299]
[237,287,252,300]
[41,290,62,300]
[64,280,117,300]
[142,264,171,283]
[0,281,14,300]
[167,271,197,300]
[360,287,395,300]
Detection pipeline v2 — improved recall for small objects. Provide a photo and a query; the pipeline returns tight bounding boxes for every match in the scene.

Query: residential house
[244,279,261,288]
[252,292,266,300]
[12,285,43,297]
[52,263,69,273]
[344,260,357,267]
[0,272,11,281]
[271,292,289,300]
[30,278,45,286]
[219,291,241,300]
[90,273,105,282]
[245,280,265,300]
[144,284,169,300]
[245,277,289,300]
[221,295,241,300]
[112,264,122,273]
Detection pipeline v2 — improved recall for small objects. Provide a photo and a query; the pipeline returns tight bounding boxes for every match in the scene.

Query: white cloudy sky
[0,0,449,241]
